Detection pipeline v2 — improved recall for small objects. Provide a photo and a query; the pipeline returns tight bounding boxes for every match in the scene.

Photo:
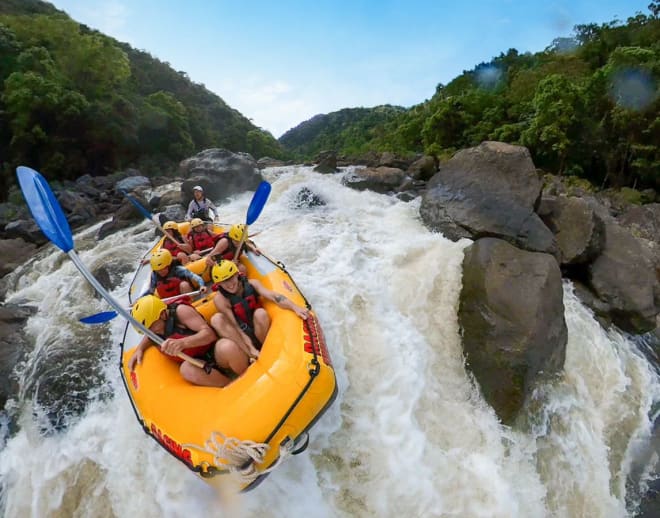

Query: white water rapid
[0,166,658,518]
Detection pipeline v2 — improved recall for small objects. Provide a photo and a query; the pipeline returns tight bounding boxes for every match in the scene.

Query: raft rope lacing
[183,431,295,483]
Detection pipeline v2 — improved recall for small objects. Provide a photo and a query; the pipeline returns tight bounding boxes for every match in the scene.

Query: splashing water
[0,166,657,517]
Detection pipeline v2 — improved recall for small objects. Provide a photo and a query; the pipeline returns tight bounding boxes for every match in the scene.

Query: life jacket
[190,199,210,220]
[157,304,214,363]
[214,275,263,347]
[155,271,183,298]
[218,232,238,260]
[162,234,184,256]
[189,229,218,252]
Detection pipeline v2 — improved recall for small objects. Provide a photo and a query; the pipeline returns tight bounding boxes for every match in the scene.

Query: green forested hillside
[279,105,406,159]
[281,3,660,190]
[0,1,285,201]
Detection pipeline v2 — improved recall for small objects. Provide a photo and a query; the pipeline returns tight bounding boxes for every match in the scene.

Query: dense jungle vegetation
[281,2,660,191]
[0,0,284,200]
[0,1,658,201]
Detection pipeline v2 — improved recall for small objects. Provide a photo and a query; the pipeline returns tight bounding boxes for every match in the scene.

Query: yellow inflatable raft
[119,224,337,491]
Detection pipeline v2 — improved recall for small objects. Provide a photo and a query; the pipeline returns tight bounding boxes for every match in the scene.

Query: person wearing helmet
[141,248,207,299]
[127,295,249,387]
[185,185,218,222]
[161,221,193,265]
[186,217,223,261]
[204,223,259,269]
[209,260,309,361]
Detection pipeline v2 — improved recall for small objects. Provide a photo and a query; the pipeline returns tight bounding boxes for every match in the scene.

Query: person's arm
[128,334,155,370]
[244,240,261,256]
[173,233,192,253]
[205,236,230,266]
[185,200,195,221]
[159,305,216,357]
[139,272,157,298]
[250,279,309,319]
[186,233,195,252]
[177,266,207,292]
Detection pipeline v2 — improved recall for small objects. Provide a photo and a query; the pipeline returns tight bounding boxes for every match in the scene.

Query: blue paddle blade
[16,166,74,252]
[79,311,118,324]
[246,181,271,225]
[121,190,153,221]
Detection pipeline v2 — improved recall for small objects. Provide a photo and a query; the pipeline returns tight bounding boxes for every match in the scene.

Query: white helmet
[193,185,204,192]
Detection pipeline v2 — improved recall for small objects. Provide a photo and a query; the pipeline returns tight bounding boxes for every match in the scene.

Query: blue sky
[50,1,651,137]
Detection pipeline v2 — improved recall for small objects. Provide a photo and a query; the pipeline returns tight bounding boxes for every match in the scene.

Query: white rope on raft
[183,432,294,483]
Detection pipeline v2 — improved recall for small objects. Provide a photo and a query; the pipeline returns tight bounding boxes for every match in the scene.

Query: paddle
[234,181,271,261]
[79,290,203,324]
[16,166,206,369]
[121,189,186,248]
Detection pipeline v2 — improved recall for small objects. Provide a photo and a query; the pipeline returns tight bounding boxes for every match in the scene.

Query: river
[0,165,658,517]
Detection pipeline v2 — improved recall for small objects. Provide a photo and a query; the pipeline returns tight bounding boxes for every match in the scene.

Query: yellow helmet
[150,248,173,271]
[229,223,246,241]
[131,295,167,331]
[190,218,204,228]
[163,221,178,231]
[212,260,238,283]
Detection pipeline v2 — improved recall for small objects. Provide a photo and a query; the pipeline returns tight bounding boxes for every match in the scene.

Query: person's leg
[252,308,271,344]
[179,361,231,387]
[214,338,249,375]
[179,281,193,293]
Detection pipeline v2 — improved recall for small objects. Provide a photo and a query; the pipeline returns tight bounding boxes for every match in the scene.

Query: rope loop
[183,432,295,484]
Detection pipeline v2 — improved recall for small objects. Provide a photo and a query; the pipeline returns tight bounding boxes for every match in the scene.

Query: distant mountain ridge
[279,105,406,159]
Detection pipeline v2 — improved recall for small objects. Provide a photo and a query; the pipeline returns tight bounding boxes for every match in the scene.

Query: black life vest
[215,275,263,347]
[157,304,214,363]
[191,199,210,220]
[218,232,238,260]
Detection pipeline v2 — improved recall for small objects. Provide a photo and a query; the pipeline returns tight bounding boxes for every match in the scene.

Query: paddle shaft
[68,251,204,367]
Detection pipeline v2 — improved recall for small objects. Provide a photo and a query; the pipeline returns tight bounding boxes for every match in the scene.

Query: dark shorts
[200,344,237,380]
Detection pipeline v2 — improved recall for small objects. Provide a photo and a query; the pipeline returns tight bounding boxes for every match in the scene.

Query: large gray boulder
[0,238,38,277]
[0,303,36,410]
[179,149,262,203]
[538,195,605,265]
[97,196,149,240]
[420,141,557,255]
[342,166,407,194]
[459,238,567,424]
[588,221,658,333]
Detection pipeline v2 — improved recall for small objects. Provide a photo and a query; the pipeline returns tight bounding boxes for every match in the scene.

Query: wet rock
[459,237,567,425]
[97,196,148,240]
[589,221,658,333]
[342,166,407,194]
[0,303,37,410]
[407,155,437,181]
[420,141,557,255]
[179,148,262,204]
[291,187,326,209]
[0,238,38,277]
[538,195,605,265]
[115,175,151,193]
[314,151,338,174]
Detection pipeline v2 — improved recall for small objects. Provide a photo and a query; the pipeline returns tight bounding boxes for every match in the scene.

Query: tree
[139,91,194,159]
[521,74,584,173]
